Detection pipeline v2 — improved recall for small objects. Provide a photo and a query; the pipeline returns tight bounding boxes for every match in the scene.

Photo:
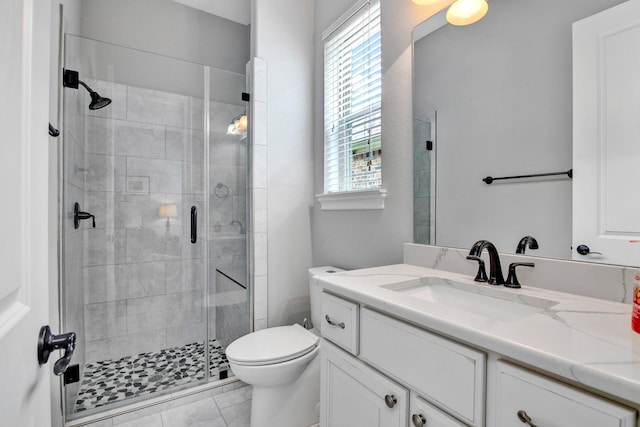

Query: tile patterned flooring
[82,383,252,427]
[75,340,231,413]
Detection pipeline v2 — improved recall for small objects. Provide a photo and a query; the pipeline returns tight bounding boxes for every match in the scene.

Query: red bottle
[633,275,640,334]
[628,242,640,334]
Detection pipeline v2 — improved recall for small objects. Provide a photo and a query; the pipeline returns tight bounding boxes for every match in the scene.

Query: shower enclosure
[414,112,436,245]
[60,35,251,420]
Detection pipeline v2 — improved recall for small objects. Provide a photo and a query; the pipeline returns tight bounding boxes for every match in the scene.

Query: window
[323,0,382,194]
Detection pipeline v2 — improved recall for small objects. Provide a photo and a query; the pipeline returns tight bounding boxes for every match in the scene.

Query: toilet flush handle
[325,315,345,329]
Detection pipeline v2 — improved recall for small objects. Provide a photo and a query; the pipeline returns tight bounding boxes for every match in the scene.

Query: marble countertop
[318,264,640,406]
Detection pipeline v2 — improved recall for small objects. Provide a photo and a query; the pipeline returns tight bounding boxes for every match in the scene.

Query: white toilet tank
[308,266,344,329]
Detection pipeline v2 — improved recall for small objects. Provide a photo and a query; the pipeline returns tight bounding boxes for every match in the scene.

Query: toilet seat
[226,324,319,366]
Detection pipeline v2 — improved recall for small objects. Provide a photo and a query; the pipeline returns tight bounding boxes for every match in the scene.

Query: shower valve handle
[37,325,76,376]
[74,202,96,229]
[79,213,95,228]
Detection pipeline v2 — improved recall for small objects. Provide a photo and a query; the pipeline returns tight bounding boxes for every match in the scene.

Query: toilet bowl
[225,267,343,427]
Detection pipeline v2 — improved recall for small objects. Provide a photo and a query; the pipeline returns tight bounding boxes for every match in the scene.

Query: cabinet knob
[517,410,539,427]
[384,394,397,408]
[411,413,427,427]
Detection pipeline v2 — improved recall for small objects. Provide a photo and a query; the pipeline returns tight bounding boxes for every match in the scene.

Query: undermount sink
[382,277,558,322]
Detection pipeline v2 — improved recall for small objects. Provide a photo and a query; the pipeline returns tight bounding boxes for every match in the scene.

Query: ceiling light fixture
[445,0,488,26]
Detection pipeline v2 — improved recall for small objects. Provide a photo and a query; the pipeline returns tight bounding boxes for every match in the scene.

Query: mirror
[412,0,627,262]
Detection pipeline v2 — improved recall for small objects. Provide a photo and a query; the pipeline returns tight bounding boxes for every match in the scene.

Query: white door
[0,0,53,426]
[573,0,640,266]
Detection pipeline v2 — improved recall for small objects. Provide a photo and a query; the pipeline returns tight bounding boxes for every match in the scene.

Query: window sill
[316,189,387,211]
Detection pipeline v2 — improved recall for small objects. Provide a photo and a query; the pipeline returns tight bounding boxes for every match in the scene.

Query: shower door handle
[190,206,197,244]
[37,325,76,376]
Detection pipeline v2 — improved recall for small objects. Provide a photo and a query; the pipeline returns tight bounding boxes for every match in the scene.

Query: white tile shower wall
[81,79,128,121]
[208,98,248,347]
[126,86,204,131]
[214,271,249,350]
[80,80,247,363]
[404,243,636,304]
[249,58,269,330]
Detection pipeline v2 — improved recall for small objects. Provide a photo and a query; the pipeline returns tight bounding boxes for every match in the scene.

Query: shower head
[88,91,112,110]
[79,81,112,110]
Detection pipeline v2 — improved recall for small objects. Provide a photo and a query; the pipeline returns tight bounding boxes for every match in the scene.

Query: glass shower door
[61,35,208,418]
[207,68,251,380]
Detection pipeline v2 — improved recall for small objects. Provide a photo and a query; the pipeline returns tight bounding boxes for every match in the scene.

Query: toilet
[225,267,343,427]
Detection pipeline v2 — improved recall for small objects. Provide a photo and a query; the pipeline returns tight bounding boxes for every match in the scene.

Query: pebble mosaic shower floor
[73,340,232,413]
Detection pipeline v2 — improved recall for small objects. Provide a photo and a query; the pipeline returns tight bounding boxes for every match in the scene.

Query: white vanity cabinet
[491,361,637,427]
[320,291,484,427]
[320,340,409,427]
[320,290,638,427]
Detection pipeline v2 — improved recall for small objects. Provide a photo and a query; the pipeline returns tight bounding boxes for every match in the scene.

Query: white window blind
[324,0,382,194]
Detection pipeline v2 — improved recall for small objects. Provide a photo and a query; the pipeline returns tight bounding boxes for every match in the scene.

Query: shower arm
[78,80,95,94]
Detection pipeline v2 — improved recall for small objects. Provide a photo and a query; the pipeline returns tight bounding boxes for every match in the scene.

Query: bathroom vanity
[317,263,640,427]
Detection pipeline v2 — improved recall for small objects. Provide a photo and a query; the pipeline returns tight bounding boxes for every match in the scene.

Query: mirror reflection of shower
[62,69,112,110]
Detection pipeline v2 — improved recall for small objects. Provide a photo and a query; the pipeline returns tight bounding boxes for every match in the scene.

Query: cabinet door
[320,340,408,427]
[360,307,485,425]
[410,394,467,427]
[493,361,636,427]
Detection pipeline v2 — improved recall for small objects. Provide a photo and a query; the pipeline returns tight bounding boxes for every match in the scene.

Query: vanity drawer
[360,308,486,426]
[411,394,467,427]
[493,361,636,427]
[320,292,359,355]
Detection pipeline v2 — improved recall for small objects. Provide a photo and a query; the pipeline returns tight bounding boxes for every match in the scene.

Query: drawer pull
[517,410,539,427]
[325,315,345,329]
[411,413,426,427]
[384,394,397,409]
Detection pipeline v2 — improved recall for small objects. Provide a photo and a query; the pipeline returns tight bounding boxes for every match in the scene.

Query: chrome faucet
[468,240,505,286]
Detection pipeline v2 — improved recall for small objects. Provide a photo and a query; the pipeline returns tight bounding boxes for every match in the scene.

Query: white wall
[75,0,249,105]
[253,0,315,326]
[414,0,625,260]
[80,0,249,75]
[311,0,449,270]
